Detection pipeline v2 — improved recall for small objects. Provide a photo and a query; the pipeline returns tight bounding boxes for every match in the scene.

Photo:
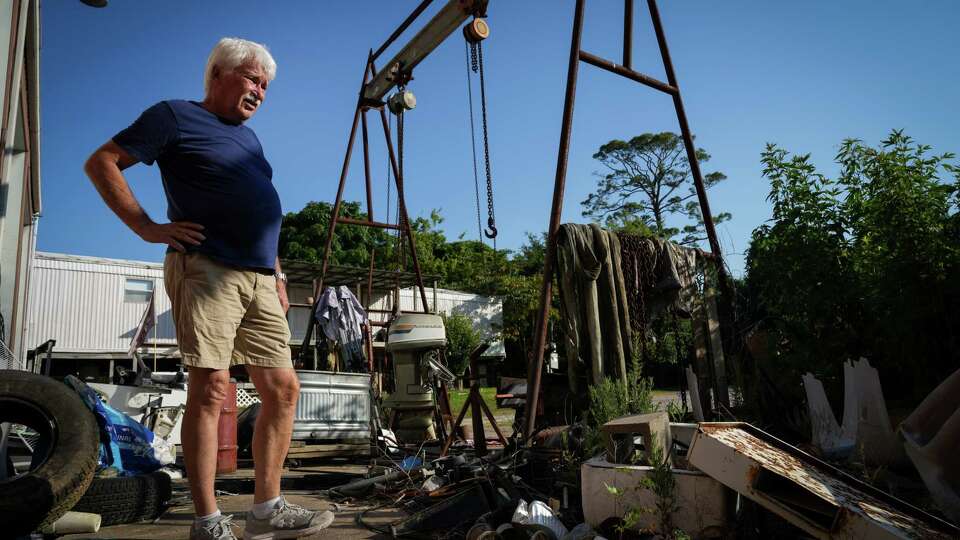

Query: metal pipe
[524,0,586,440]
[298,58,371,361]
[646,0,731,290]
[623,0,633,69]
[361,108,374,221]
[647,0,735,385]
[336,217,400,230]
[376,105,432,312]
[366,248,376,310]
[371,0,435,62]
[579,50,677,95]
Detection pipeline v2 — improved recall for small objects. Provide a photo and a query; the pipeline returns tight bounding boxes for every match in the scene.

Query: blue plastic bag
[65,375,172,475]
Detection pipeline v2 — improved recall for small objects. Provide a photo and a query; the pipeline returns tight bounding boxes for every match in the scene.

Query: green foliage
[638,444,680,538]
[603,445,688,539]
[278,201,553,371]
[640,317,692,366]
[745,130,960,402]
[584,369,656,455]
[666,400,685,423]
[581,132,730,245]
[278,201,391,267]
[442,313,482,376]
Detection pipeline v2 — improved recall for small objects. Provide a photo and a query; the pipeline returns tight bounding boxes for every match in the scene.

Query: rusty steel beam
[623,0,633,69]
[371,0,435,63]
[364,0,486,102]
[298,56,372,361]
[646,0,730,287]
[361,109,374,221]
[336,216,400,230]
[527,0,735,437]
[524,0,585,440]
[579,50,677,95]
[376,101,432,312]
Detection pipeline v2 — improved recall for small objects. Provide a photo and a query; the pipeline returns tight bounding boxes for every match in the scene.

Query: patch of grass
[447,386,508,416]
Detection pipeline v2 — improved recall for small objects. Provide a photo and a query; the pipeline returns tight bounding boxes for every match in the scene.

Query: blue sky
[40,1,960,276]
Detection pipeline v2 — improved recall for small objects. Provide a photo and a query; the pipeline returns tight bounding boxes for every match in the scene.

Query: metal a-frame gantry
[298,0,491,359]
[298,0,734,443]
[523,0,735,438]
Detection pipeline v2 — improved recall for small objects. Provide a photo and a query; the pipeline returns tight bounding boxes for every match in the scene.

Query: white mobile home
[25,252,502,382]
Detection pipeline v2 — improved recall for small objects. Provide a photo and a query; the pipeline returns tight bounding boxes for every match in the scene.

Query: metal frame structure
[297,0,489,361]
[299,0,732,440]
[523,0,734,438]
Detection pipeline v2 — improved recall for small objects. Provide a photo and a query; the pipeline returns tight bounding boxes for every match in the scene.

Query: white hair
[204,37,277,96]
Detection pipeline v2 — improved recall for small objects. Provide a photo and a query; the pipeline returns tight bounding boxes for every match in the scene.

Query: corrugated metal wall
[26,252,176,353]
[27,252,504,354]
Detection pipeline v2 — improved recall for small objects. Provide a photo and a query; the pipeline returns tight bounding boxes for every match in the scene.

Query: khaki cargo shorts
[164,252,292,370]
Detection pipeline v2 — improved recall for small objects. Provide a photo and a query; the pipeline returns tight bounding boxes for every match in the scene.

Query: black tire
[0,370,99,536]
[72,471,172,526]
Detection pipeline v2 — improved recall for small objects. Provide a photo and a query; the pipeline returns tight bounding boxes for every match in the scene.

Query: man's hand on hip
[136,221,206,252]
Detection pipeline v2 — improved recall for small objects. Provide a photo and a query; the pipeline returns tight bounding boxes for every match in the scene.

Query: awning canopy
[281,260,441,292]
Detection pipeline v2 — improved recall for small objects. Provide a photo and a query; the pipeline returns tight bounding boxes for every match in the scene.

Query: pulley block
[462,18,490,43]
[387,89,417,115]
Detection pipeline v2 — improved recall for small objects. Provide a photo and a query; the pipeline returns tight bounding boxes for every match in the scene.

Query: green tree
[581,132,730,245]
[443,313,482,376]
[745,130,960,403]
[278,201,391,267]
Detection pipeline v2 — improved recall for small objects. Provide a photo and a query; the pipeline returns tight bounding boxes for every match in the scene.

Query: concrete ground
[61,493,403,540]
[60,462,403,540]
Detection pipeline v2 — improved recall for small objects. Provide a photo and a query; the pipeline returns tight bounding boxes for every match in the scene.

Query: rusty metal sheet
[688,422,958,540]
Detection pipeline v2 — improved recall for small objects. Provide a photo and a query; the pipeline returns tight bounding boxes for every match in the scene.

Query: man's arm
[84,140,205,251]
[274,257,289,314]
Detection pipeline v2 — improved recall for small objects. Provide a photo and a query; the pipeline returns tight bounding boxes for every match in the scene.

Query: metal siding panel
[292,371,370,440]
[28,254,175,352]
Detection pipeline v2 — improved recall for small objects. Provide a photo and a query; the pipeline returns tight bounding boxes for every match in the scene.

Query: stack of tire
[0,370,172,537]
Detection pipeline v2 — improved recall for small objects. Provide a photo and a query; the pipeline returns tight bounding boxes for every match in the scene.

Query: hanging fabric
[555,223,632,393]
[315,285,369,372]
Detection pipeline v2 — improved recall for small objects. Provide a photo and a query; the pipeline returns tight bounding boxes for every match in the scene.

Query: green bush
[583,369,656,455]
[443,313,482,377]
[745,130,960,405]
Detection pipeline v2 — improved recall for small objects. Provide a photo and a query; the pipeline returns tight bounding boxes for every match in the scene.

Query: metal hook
[484,220,497,239]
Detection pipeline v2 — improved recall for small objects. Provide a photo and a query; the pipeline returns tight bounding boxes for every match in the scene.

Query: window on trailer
[124,278,154,303]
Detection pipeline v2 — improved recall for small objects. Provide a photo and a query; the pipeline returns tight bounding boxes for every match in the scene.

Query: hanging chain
[465,41,483,242]
[474,41,497,245]
[397,107,407,269]
[470,40,479,72]
[386,112,392,236]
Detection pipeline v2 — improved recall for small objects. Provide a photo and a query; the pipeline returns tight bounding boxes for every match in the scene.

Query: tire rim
[0,396,58,482]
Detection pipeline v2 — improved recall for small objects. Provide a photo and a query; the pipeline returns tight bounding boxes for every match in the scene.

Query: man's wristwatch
[274,272,287,283]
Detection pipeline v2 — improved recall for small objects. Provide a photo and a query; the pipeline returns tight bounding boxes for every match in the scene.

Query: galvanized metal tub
[292,371,371,441]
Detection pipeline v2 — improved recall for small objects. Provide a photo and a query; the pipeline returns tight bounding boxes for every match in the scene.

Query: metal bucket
[292,371,371,441]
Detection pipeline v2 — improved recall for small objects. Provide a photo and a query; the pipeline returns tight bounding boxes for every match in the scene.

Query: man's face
[209,59,269,123]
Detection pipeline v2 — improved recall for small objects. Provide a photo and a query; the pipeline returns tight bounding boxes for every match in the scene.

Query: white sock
[252,496,282,519]
[195,509,221,527]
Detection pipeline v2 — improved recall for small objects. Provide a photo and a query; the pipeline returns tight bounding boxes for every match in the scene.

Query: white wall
[28,253,503,356]
[0,0,40,367]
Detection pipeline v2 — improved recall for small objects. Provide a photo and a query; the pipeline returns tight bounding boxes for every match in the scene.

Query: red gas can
[216,381,238,474]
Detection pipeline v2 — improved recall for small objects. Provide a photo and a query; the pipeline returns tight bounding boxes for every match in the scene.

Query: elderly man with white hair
[84,37,334,540]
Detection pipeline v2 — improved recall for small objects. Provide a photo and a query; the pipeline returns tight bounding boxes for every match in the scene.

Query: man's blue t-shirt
[113,100,281,271]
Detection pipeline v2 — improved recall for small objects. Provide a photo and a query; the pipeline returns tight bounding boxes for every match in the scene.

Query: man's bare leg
[182,367,231,516]
[245,366,299,503]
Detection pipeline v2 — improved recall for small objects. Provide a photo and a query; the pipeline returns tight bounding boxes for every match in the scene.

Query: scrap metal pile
[326,449,585,540]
